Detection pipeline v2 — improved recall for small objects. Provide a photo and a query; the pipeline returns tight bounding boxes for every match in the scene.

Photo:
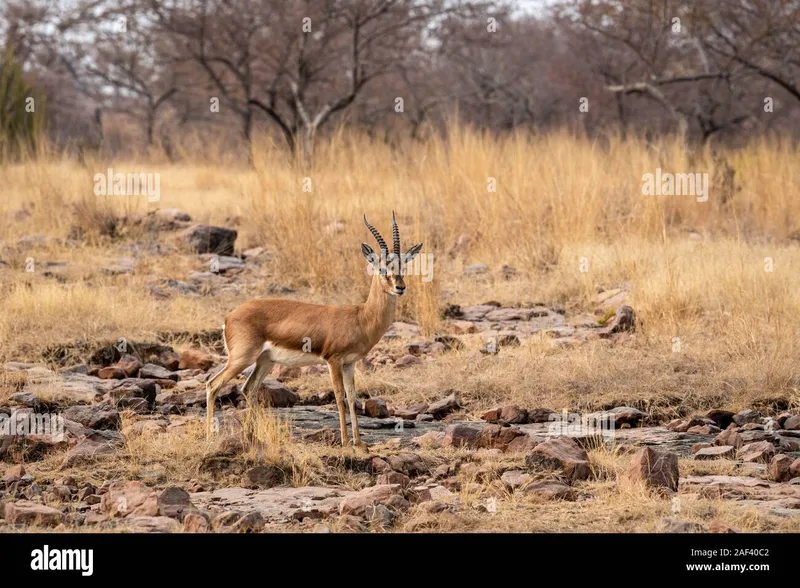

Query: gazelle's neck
[360,274,397,343]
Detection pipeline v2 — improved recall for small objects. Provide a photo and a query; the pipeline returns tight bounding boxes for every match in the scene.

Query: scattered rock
[783,415,800,431]
[124,516,181,533]
[525,437,592,482]
[140,363,179,381]
[101,481,158,518]
[184,224,238,256]
[364,398,389,419]
[339,484,409,516]
[256,379,299,408]
[442,424,480,448]
[769,454,793,482]
[732,409,761,427]
[62,405,120,430]
[243,465,287,489]
[738,441,775,463]
[157,487,198,521]
[500,470,533,490]
[4,500,65,527]
[694,446,735,460]
[183,512,209,533]
[179,349,215,371]
[427,391,462,420]
[626,447,679,492]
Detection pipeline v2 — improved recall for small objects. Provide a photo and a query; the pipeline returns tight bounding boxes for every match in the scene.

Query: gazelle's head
[362,212,423,297]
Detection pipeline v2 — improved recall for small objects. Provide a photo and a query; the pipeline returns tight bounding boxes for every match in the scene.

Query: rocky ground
[1,213,799,533]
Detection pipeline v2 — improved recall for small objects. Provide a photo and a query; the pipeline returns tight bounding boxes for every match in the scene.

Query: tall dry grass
[1,127,799,411]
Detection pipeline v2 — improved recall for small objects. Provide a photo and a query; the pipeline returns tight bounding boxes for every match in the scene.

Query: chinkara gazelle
[205,212,423,448]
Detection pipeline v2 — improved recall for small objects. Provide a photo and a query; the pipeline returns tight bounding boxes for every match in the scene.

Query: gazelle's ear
[404,243,423,262]
[362,243,379,268]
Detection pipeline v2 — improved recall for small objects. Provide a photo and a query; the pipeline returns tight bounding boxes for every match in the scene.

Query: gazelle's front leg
[342,362,367,450]
[327,360,349,447]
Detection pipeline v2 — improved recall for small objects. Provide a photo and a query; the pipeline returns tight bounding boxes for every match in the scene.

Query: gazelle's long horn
[363,215,388,256]
[391,211,401,258]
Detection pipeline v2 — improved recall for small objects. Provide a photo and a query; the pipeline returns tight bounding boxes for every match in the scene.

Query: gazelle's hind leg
[342,363,366,451]
[205,336,263,439]
[327,360,349,447]
[241,351,275,409]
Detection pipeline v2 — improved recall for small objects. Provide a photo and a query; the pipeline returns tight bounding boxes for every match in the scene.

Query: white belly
[264,343,326,367]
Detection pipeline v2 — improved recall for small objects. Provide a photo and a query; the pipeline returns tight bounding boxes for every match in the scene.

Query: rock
[1,464,26,484]
[769,454,793,482]
[101,481,158,518]
[499,405,528,424]
[481,408,501,423]
[256,379,298,408]
[157,487,197,521]
[732,409,761,427]
[738,430,772,443]
[777,436,800,453]
[339,484,409,516]
[393,404,427,420]
[501,470,533,490]
[384,453,427,477]
[714,428,743,448]
[183,512,209,533]
[528,408,556,423]
[691,442,713,454]
[377,472,412,488]
[364,398,389,419]
[116,354,142,377]
[522,481,580,501]
[4,501,64,526]
[427,391,462,419]
[506,434,540,453]
[626,447,679,492]
[603,305,635,334]
[124,516,181,533]
[178,349,215,371]
[61,438,118,467]
[243,465,287,489]
[525,437,592,482]
[97,367,126,380]
[790,458,800,479]
[434,334,464,351]
[184,224,238,256]
[231,511,266,533]
[694,446,735,460]
[140,363,179,381]
[783,415,800,430]
[738,441,775,463]
[63,405,120,430]
[476,424,527,450]
[687,424,721,435]
[608,406,646,427]
[706,409,736,429]
[110,379,157,405]
[442,424,480,448]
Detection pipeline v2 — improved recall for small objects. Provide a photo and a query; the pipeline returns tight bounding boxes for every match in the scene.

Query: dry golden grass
[1,128,799,412]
